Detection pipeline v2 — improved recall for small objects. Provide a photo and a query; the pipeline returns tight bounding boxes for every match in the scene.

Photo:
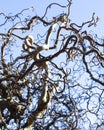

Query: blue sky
[0,0,104,58]
[0,1,104,129]
[0,0,104,37]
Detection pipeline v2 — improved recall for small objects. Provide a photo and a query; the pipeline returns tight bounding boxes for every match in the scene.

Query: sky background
[0,1,103,129]
[0,0,104,37]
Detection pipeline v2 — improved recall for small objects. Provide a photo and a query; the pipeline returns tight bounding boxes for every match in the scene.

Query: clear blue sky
[0,1,103,129]
[0,0,104,36]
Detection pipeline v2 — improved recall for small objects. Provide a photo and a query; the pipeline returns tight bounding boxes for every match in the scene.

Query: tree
[0,0,104,130]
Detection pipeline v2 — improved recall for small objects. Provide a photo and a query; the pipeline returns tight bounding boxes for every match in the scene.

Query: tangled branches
[0,0,104,130]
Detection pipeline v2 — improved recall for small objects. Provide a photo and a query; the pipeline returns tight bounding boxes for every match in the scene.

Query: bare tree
[0,0,104,130]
